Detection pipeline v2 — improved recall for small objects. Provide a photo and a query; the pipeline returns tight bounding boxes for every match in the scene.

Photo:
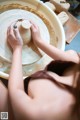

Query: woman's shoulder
[65,50,80,64]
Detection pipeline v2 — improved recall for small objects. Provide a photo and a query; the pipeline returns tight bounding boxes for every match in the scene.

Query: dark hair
[73,63,80,120]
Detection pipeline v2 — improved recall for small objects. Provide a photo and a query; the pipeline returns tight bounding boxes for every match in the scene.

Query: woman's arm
[9,47,23,90]
[7,24,24,90]
[30,22,79,63]
[35,40,79,63]
[7,24,39,120]
[9,47,24,90]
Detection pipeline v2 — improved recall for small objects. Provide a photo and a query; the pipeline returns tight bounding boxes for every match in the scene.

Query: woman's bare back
[27,65,78,120]
[0,63,79,120]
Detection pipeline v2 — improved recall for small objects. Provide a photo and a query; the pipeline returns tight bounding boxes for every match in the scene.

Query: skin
[0,21,80,120]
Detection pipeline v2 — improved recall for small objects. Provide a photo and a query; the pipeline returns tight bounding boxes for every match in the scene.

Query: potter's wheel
[0,9,50,65]
[0,0,65,79]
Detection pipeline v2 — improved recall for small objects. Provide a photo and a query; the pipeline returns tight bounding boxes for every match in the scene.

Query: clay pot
[16,19,32,44]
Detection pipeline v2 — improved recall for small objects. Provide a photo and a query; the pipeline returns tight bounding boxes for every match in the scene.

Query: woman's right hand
[7,22,23,51]
[30,21,42,45]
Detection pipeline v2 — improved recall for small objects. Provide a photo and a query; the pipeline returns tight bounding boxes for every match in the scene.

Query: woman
[0,21,80,120]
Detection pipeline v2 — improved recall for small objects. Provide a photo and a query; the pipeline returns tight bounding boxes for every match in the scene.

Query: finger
[30,23,39,33]
[7,21,16,35]
[9,21,17,35]
[7,26,11,36]
[7,24,14,36]
[10,24,17,39]
[13,27,22,40]
[8,26,16,41]
[30,24,35,31]
[13,27,19,36]
[10,20,17,27]
[30,20,38,29]
[7,25,13,38]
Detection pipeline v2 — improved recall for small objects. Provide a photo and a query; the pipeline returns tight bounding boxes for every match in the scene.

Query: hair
[73,63,80,120]
[73,53,80,119]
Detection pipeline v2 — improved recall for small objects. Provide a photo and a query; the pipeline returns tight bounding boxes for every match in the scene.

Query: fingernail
[13,25,17,29]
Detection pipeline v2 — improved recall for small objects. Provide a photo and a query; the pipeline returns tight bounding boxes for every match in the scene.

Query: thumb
[13,27,21,39]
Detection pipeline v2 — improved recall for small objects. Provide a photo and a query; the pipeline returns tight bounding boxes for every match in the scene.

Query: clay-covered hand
[7,23,23,51]
[30,21,42,45]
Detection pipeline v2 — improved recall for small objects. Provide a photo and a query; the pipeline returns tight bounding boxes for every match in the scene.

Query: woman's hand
[7,22,23,51]
[30,21,42,45]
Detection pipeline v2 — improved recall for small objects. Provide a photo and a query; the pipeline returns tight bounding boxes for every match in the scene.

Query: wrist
[36,38,45,45]
[14,45,22,50]
[13,46,22,53]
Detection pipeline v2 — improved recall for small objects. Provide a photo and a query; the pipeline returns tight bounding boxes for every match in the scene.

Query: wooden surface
[63,12,80,44]
[49,0,80,44]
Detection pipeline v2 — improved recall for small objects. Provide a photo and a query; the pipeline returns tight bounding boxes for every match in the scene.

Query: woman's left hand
[7,22,23,51]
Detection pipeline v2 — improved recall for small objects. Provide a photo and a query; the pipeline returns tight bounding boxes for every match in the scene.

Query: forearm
[8,47,24,91]
[8,47,32,120]
[36,40,66,61]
